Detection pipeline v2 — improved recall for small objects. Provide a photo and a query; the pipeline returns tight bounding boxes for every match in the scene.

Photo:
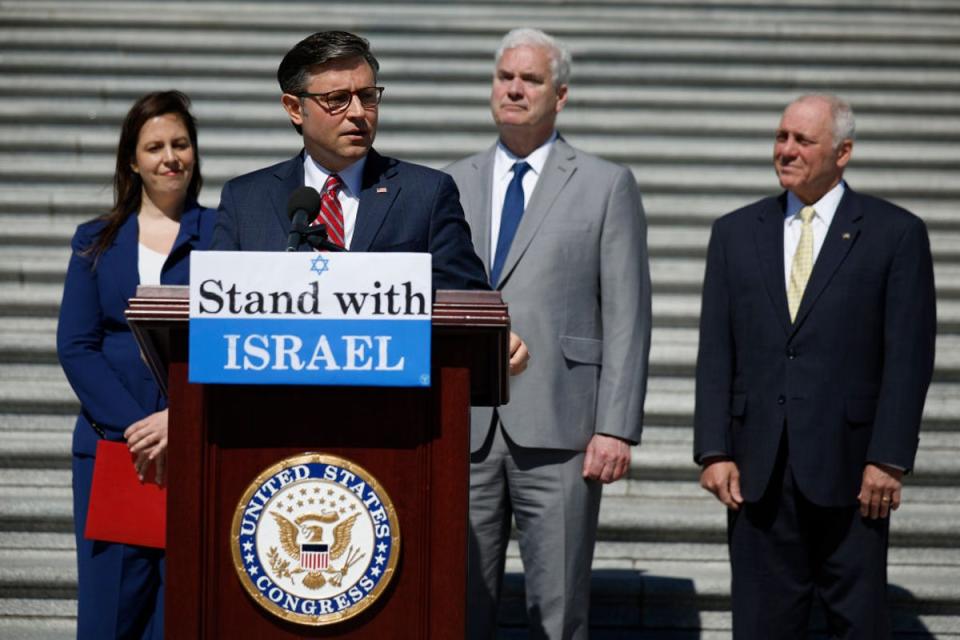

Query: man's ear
[835,138,853,170]
[555,84,569,114]
[281,93,305,127]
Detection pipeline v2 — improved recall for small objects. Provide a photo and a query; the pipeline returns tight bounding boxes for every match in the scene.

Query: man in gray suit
[446,28,651,639]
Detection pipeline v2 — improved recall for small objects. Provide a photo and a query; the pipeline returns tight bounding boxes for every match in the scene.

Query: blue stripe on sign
[188,318,431,387]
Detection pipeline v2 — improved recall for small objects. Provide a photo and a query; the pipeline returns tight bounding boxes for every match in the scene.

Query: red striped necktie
[315,174,345,249]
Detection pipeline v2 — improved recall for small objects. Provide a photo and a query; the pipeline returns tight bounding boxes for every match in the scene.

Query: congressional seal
[230,453,400,625]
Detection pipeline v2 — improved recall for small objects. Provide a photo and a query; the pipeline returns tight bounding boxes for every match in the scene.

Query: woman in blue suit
[57,91,215,639]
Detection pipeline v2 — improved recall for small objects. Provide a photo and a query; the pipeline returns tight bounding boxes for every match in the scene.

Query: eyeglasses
[298,86,384,114]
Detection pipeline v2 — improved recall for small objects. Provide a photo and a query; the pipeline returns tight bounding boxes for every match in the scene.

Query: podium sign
[126,287,509,638]
[189,252,431,386]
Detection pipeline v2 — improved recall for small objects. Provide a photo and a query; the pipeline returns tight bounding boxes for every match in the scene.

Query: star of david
[310,254,330,276]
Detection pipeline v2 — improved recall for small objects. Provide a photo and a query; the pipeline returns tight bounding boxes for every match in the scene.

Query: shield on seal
[300,542,329,570]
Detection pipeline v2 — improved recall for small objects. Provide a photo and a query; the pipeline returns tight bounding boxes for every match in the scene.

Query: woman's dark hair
[86,90,202,260]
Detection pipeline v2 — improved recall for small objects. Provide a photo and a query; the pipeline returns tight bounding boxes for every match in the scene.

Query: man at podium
[210,30,489,294]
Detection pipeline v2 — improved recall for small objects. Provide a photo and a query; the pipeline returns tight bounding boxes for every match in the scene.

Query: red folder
[84,440,166,549]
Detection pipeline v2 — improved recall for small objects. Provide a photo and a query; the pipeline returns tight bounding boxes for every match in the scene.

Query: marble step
[653,293,960,332]
[5,50,960,94]
[2,81,959,118]
[1,189,958,233]
[0,402,957,541]
[2,1,959,47]
[5,236,960,297]
[639,377,960,430]
[1,544,958,634]
[0,601,75,640]
[3,362,960,426]
[3,161,958,209]
[3,99,960,143]
[5,312,960,387]
[3,0,959,22]
[2,452,960,546]
[4,127,959,171]
[4,214,960,257]
[0,485,72,534]
[596,492,960,548]
[1,419,958,488]
[11,281,960,335]
[0,414,73,433]
[7,25,960,65]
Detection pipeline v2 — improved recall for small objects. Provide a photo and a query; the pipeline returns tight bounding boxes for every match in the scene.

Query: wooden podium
[126,286,509,638]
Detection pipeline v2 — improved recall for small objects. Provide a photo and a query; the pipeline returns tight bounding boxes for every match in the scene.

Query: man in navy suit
[694,94,936,638]
[211,30,489,293]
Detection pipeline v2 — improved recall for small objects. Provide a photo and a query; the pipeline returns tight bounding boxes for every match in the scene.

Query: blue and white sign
[189,252,431,386]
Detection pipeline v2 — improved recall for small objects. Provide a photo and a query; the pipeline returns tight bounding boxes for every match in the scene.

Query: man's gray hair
[496,28,572,88]
[791,93,856,147]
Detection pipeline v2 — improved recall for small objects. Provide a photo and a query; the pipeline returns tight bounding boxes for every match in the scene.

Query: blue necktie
[490,161,531,287]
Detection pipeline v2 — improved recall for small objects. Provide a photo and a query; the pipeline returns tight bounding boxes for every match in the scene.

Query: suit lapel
[470,147,496,271]
[351,149,400,251]
[166,202,201,263]
[270,153,307,250]
[109,213,140,302]
[497,138,577,288]
[791,188,862,333]
[756,194,792,337]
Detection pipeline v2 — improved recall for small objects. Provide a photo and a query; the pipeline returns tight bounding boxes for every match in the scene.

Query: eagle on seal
[271,509,360,589]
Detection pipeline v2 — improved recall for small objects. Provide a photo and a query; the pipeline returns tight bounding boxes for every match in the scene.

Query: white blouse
[138,243,168,286]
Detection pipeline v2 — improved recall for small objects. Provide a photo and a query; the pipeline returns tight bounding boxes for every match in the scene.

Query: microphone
[285,186,321,252]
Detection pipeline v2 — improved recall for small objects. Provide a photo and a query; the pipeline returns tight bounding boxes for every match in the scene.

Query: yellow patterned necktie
[787,206,816,322]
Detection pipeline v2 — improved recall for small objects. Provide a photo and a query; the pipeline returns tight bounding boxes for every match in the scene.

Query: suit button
[777,395,786,405]
[787,348,797,359]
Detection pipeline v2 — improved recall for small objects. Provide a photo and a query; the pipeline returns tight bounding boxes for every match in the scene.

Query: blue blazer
[693,187,936,507]
[57,204,216,456]
[211,149,489,291]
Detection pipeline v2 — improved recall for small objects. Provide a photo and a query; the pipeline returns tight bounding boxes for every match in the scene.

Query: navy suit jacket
[57,204,216,456]
[211,149,488,291]
[694,186,936,507]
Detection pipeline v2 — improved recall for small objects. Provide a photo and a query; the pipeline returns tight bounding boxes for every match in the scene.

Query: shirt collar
[494,131,558,181]
[303,152,367,198]
[785,180,845,227]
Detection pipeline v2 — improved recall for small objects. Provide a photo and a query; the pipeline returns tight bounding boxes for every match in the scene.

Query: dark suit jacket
[211,149,488,291]
[57,204,216,456]
[694,186,936,507]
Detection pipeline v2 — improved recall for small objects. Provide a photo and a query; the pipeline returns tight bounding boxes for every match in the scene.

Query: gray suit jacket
[447,138,651,452]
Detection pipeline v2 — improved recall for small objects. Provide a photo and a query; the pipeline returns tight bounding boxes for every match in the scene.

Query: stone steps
[4,229,960,272]
[3,1,960,35]
[4,80,960,117]
[3,362,960,425]
[3,99,960,138]
[4,153,960,194]
[8,26,960,64]
[4,315,960,380]
[7,273,960,327]
[1,0,958,635]
[3,190,959,232]
[5,126,960,172]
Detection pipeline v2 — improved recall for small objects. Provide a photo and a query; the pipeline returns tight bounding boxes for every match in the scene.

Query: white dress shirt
[303,152,367,250]
[489,132,557,265]
[783,181,845,288]
[138,243,167,285]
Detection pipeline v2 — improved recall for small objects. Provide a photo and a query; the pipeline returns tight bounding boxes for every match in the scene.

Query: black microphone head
[287,186,321,222]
